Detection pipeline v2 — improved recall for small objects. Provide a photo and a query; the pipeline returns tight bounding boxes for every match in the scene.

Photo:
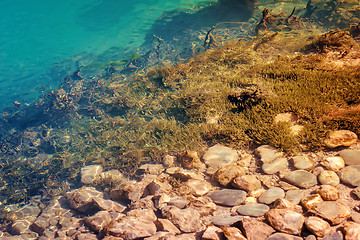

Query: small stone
[167,196,189,209]
[309,201,351,225]
[203,144,239,169]
[127,209,157,223]
[321,157,345,172]
[163,154,176,168]
[301,194,323,210]
[236,203,269,217]
[284,170,317,188]
[166,167,204,181]
[262,158,289,175]
[305,216,331,237]
[93,197,127,213]
[273,199,302,213]
[211,216,242,227]
[242,218,275,240]
[244,196,257,204]
[202,226,224,240]
[322,231,343,240]
[339,149,360,166]
[265,209,305,235]
[267,233,303,240]
[222,227,247,240]
[318,170,340,186]
[144,232,174,240]
[110,180,146,202]
[324,130,358,148]
[317,185,340,201]
[66,187,103,213]
[100,169,124,183]
[213,165,245,186]
[207,189,247,206]
[305,235,317,240]
[107,216,156,239]
[285,190,304,204]
[77,233,98,240]
[249,188,266,198]
[155,219,181,234]
[188,196,217,216]
[259,187,285,204]
[185,179,212,197]
[80,165,103,184]
[352,186,360,199]
[130,195,155,210]
[274,112,298,124]
[231,175,262,192]
[137,164,164,175]
[85,210,112,232]
[178,150,205,169]
[338,166,360,187]
[255,145,284,163]
[343,221,360,240]
[161,206,202,233]
[292,156,315,170]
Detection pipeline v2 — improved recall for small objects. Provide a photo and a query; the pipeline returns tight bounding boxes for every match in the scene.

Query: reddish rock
[310,201,351,225]
[188,196,217,217]
[343,221,360,240]
[66,187,103,213]
[107,216,157,239]
[300,194,323,210]
[179,150,205,169]
[213,165,245,186]
[161,206,202,233]
[85,210,112,232]
[241,218,275,240]
[155,219,181,234]
[265,209,305,235]
[77,233,99,240]
[324,130,358,148]
[305,216,331,237]
[317,185,340,201]
[267,233,303,240]
[110,180,146,202]
[222,227,247,240]
[202,226,224,240]
[93,197,127,213]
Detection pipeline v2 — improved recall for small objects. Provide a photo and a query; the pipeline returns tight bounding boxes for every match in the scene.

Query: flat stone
[242,218,275,240]
[207,189,247,206]
[203,144,238,168]
[265,209,305,235]
[129,195,155,210]
[338,166,360,186]
[292,156,315,171]
[85,210,112,232]
[321,157,345,172]
[161,206,202,233]
[185,179,212,197]
[137,164,164,175]
[211,216,243,227]
[339,149,360,166]
[262,158,288,174]
[343,221,360,240]
[285,190,304,205]
[93,197,127,213]
[127,209,157,223]
[309,201,351,225]
[188,196,217,216]
[273,199,302,213]
[213,165,245,186]
[166,167,204,181]
[317,185,339,201]
[231,175,262,192]
[324,130,358,148]
[305,216,331,238]
[222,227,247,240]
[107,216,156,239]
[255,145,284,163]
[259,187,285,204]
[266,233,303,240]
[66,187,103,213]
[167,196,189,209]
[100,169,124,183]
[80,165,103,184]
[202,226,224,240]
[237,203,269,217]
[322,232,343,240]
[301,194,323,210]
[155,219,181,234]
[318,170,340,186]
[284,170,317,188]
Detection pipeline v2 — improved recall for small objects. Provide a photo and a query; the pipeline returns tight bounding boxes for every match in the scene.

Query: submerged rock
[80,165,103,184]
[203,144,238,169]
[236,203,269,217]
[207,189,247,206]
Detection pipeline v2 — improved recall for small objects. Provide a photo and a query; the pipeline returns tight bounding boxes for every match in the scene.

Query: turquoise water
[0,0,216,110]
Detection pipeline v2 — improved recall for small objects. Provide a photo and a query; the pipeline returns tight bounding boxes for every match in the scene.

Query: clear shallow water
[0,0,215,110]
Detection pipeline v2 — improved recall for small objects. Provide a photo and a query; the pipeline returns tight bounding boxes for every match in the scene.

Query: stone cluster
[1,132,360,240]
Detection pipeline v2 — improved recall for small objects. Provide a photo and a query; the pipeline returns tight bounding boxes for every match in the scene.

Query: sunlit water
[0,0,216,110]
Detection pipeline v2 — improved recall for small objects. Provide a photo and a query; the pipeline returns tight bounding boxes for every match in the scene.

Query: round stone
[284,170,317,189]
[292,156,315,171]
[285,190,304,205]
[259,187,285,205]
[262,158,289,175]
[231,175,262,192]
[321,157,345,172]
[237,203,269,217]
[318,185,339,201]
[339,149,360,166]
[318,170,340,186]
[207,189,247,207]
[338,166,360,187]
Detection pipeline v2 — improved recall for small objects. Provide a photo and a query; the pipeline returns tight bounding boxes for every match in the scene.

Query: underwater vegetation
[0,0,359,213]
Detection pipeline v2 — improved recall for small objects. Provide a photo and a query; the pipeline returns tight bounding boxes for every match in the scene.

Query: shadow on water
[143,0,255,43]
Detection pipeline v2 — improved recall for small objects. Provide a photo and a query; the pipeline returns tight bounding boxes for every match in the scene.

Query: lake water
[0,0,216,110]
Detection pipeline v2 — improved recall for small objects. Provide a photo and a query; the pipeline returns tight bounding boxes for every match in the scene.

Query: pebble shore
[1,128,360,240]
